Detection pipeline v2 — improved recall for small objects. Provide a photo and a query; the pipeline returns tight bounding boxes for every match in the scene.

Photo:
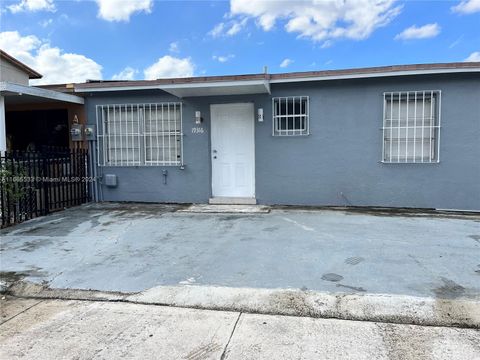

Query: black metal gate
[0,148,90,228]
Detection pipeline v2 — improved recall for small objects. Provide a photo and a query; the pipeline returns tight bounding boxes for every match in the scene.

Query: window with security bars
[382,91,441,163]
[96,103,183,166]
[272,96,309,136]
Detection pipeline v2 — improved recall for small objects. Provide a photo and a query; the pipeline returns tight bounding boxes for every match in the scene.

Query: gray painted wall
[85,73,480,210]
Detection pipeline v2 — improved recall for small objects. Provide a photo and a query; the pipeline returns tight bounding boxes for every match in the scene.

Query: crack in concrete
[0,299,44,326]
[220,312,242,360]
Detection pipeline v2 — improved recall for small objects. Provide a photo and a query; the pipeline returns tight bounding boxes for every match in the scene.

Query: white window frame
[272,96,309,136]
[382,90,441,164]
[96,103,183,167]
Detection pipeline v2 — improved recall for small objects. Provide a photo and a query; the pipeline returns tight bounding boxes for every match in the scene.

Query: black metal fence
[0,147,90,228]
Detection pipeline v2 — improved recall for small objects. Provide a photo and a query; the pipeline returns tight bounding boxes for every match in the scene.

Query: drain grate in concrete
[321,273,344,282]
[345,257,365,265]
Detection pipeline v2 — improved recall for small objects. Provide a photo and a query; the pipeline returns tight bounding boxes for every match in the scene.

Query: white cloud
[394,23,440,40]
[226,18,248,36]
[226,0,402,42]
[112,66,138,80]
[39,18,53,28]
[8,0,55,13]
[143,55,194,79]
[209,23,226,37]
[95,0,152,22]
[321,40,333,48]
[209,18,247,37]
[0,31,102,84]
[279,58,293,68]
[169,42,179,53]
[465,51,480,62]
[212,54,235,63]
[452,0,480,14]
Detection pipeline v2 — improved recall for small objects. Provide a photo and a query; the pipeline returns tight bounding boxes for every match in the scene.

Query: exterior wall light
[257,108,264,122]
[195,111,202,124]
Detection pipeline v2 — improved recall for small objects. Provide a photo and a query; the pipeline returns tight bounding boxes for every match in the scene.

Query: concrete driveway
[1,203,479,299]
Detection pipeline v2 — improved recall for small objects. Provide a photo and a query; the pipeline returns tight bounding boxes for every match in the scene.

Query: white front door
[210,103,255,198]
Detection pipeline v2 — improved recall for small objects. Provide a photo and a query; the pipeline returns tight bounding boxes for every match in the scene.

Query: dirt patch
[104,203,187,216]
[216,215,257,222]
[18,238,55,252]
[469,235,480,243]
[185,342,223,360]
[0,271,26,284]
[1,268,49,292]
[267,290,317,317]
[336,283,366,292]
[434,297,479,327]
[262,227,278,232]
[376,322,433,360]
[272,205,480,220]
[433,278,466,299]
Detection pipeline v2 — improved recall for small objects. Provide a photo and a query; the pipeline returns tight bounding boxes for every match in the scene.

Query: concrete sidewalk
[1,296,479,360]
[7,281,480,328]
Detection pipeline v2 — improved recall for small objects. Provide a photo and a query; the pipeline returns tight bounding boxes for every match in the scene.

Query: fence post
[42,152,50,215]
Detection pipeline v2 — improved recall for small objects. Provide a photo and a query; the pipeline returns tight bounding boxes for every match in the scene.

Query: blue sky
[1,0,479,84]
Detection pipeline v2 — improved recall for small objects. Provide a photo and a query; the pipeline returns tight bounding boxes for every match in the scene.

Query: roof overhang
[71,62,480,94]
[159,79,271,97]
[269,67,480,84]
[75,79,271,97]
[0,82,84,105]
[0,50,42,79]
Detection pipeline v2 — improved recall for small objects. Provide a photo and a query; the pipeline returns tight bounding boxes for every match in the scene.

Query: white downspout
[0,96,6,153]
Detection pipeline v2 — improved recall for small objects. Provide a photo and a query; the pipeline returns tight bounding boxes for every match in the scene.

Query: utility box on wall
[84,125,96,141]
[70,124,83,142]
[104,174,117,187]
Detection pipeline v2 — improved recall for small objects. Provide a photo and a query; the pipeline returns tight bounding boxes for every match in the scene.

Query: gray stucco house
[76,62,480,211]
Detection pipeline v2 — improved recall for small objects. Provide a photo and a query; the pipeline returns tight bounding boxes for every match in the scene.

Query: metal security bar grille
[272,96,309,136]
[96,103,183,166]
[382,91,441,163]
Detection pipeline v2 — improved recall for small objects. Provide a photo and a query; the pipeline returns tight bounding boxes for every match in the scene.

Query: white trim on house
[0,82,84,104]
[75,80,271,97]
[269,67,480,84]
[159,80,271,97]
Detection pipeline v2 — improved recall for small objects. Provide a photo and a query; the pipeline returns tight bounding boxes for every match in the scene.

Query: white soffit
[270,67,480,84]
[0,82,84,104]
[159,80,271,97]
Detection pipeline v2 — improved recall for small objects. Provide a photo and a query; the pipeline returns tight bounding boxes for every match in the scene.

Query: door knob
[213,156,217,159]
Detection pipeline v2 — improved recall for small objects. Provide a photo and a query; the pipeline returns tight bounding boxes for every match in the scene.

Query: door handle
[213,156,217,159]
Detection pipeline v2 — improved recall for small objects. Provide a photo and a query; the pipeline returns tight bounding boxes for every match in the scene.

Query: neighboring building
[76,62,480,211]
[0,50,86,152]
